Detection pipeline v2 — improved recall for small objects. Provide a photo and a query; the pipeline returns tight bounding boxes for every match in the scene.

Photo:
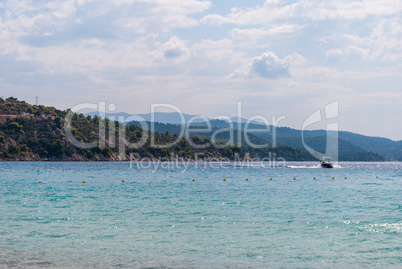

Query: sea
[0,161,401,268]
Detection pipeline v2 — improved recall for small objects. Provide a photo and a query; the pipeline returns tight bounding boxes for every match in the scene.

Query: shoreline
[0,160,396,162]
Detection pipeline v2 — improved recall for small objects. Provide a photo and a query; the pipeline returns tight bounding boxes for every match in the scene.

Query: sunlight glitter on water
[0,162,401,268]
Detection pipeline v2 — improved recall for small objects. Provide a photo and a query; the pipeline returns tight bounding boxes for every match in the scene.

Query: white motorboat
[320,157,333,168]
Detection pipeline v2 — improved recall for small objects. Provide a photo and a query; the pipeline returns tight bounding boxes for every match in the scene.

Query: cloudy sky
[1,0,401,140]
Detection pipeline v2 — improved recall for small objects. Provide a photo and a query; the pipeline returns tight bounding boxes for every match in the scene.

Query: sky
[0,0,401,140]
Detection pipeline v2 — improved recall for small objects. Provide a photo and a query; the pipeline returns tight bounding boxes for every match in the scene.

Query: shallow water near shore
[0,162,401,268]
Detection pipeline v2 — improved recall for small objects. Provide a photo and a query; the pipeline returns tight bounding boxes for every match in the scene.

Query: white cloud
[231,51,306,79]
[201,0,402,26]
[303,0,402,21]
[325,19,402,63]
[46,1,76,19]
[199,14,229,26]
[200,0,402,65]
[326,46,371,62]
[163,36,189,59]
[230,24,304,45]
[0,0,214,79]
[249,52,289,79]
[201,0,300,26]
[0,0,212,43]
[191,39,243,63]
[284,53,308,66]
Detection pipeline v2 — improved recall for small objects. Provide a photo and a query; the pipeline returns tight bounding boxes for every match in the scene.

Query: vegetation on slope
[0,97,244,161]
[128,121,318,161]
[128,120,384,161]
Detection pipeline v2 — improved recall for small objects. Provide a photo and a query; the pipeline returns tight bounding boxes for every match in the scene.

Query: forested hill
[0,97,317,161]
[127,121,384,162]
[0,97,241,161]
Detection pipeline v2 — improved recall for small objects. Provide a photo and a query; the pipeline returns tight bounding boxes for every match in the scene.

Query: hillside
[0,98,244,161]
[127,121,317,161]
[335,131,402,161]
[0,97,317,161]
[119,114,398,161]
[127,121,384,162]
[255,129,393,161]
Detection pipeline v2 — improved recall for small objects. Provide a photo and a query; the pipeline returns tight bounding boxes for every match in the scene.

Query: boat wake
[288,164,321,169]
[288,164,342,169]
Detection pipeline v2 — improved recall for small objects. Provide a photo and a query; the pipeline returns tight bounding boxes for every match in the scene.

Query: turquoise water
[0,162,401,268]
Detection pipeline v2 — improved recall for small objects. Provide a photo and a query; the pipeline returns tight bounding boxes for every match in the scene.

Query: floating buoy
[192,179,195,182]
[122,180,125,183]
[270,178,272,180]
[376,176,379,179]
[82,180,86,184]
[360,177,362,179]
[293,177,296,180]
[332,177,335,180]
[345,177,347,179]
[25,170,27,172]
[223,178,226,182]
[39,181,42,184]
[314,177,316,180]
[37,170,39,172]
[246,178,248,181]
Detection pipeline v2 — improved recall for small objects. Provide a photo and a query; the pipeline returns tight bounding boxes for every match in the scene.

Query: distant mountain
[335,131,402,161]
[89,111,400,161]
[256,128,401,161]
[196,120,400,161]
[84,111,205,124]
[84,112,264,126]
[127,121,383,161]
